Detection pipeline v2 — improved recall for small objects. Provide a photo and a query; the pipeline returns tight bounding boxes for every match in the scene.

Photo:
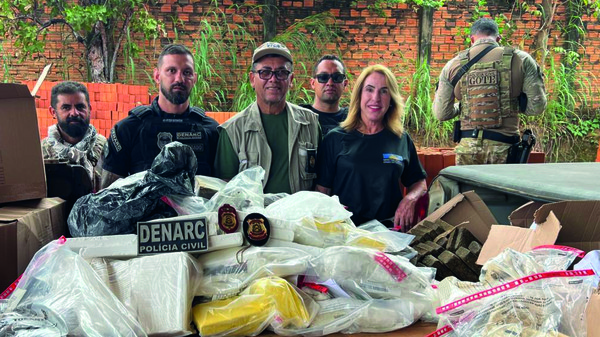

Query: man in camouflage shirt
[433,18,547,165]
[42,81,107,191]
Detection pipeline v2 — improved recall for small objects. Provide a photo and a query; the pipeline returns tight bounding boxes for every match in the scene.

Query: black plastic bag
[68,142,197,237]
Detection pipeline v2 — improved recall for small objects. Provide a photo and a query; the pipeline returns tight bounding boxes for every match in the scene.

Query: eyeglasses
[315,73,346,84]
[254,69,291,81]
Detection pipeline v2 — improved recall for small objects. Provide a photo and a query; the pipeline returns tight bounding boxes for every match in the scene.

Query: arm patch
[110,128,122,152]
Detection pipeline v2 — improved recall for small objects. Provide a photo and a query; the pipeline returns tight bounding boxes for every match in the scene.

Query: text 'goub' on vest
[460,46,516,130]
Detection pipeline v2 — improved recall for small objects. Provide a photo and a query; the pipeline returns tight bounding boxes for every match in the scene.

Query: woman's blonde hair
[341,64,404,137]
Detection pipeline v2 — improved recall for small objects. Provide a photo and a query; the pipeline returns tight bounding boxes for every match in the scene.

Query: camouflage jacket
[41,124,107,191]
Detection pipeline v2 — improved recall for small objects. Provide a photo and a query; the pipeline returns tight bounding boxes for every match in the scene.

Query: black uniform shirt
[300,104,348,135]
[316,127,426,225]
[104,98,219,177]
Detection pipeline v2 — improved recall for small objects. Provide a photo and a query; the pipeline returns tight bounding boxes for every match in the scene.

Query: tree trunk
[263,0,277,42]
[531,0,556,66]
[87,40,107,82]
[418,6,434,65]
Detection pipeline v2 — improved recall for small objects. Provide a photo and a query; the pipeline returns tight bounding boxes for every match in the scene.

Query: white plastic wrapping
[436,270,595,337]
[89,252,202,336]
[196,246,313,300]
[310,246,435,301]
[204,166,265,212]
[0,240,146,336]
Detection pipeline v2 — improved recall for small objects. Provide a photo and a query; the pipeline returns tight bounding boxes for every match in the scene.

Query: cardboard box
[421,190,498,244]
[0,197,68,290]
[0,72,49,203]
[477,200,600,264]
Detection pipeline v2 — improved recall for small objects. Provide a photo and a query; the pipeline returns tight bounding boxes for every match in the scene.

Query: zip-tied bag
[192,276,317,337]
[433,269,595,337]
[0,239,146,336]
[436,246,585,310]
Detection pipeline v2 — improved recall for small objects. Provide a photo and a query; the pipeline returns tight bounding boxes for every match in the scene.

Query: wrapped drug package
[89,252,202,336]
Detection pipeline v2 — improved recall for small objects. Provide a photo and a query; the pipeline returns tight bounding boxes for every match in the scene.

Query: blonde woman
[316,64,427,231]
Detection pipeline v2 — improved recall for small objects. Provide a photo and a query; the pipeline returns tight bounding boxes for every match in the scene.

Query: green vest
[220,102,320,193]
[459,46,519,129]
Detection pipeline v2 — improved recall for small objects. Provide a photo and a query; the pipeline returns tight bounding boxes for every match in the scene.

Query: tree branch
[98,21,110,81]
[109,12,132,83]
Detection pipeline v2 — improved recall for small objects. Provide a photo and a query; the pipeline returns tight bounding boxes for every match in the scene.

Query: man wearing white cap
[215,41,321,194]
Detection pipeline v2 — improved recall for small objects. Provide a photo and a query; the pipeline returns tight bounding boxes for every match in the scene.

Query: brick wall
[26,81,150,139]
[3,1,600,106]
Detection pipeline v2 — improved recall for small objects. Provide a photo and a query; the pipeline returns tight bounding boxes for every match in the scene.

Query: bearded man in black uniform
[101,44,219,189]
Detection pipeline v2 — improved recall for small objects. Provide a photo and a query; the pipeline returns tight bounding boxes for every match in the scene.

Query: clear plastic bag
[436,270,595,337]
[528,245,583,272]
[196,246,313,301]
[0,240,146,336]
[204,166,265,212]
[192,276,318,337]
[89,252,202,336]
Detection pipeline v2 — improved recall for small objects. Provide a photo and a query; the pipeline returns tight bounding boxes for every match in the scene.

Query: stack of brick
[23,81,150,139]
[408,219,482,282]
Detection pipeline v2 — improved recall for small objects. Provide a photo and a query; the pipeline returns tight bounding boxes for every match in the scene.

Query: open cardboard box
[422,191,600,263]
[0,65,52,204]
[422,192,600,335]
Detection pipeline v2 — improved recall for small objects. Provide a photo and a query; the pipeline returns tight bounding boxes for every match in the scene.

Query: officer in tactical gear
[101,44,219,189]
[433,18,547,165]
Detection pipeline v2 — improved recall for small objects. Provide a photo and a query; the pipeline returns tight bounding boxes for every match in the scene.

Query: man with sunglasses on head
[300,55,349,135]
[215,41,321,194]
[100,44,219,189]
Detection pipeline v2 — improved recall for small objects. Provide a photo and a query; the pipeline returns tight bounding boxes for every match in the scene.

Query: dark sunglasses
[254,69,291,81]
[315,73,346,83]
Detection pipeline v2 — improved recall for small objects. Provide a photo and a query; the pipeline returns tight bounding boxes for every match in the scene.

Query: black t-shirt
[300,104,348,135]
[103,98,219,177]
[316,127,426,225]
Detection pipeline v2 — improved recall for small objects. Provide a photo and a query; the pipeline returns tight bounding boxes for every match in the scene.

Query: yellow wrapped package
[193,277,314,337]
[192,295,274,337]
[245,277,312,329]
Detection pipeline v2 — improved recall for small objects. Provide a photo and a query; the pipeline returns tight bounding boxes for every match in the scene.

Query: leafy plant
[403,59,453,147]
[351,0,445,16]
[231,11,343,112]
[0,0,164,82]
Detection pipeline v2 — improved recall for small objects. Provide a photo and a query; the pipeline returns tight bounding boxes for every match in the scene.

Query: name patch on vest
[176,131,203,140]
[467,69,498,86]
[162,118,184,123]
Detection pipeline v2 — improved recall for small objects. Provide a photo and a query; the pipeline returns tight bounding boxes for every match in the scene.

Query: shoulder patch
[110,127,122,152]
[130,105,152,118]
[190,107,207,117]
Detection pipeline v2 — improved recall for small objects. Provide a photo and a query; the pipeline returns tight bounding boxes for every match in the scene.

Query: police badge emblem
[218,204,239,234]
[242,213,270,246]
[156,132,173,149]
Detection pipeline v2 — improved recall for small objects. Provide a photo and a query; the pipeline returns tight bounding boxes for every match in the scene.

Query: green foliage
[271,12,343,109]
[403,59,454,147]
[521,50,598,162]
[351,0,445,16]
[0,44,13,83]
[0,0,163,82]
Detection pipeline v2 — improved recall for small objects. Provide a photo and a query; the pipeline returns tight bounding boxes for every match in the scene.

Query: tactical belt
[460,129,519,144]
